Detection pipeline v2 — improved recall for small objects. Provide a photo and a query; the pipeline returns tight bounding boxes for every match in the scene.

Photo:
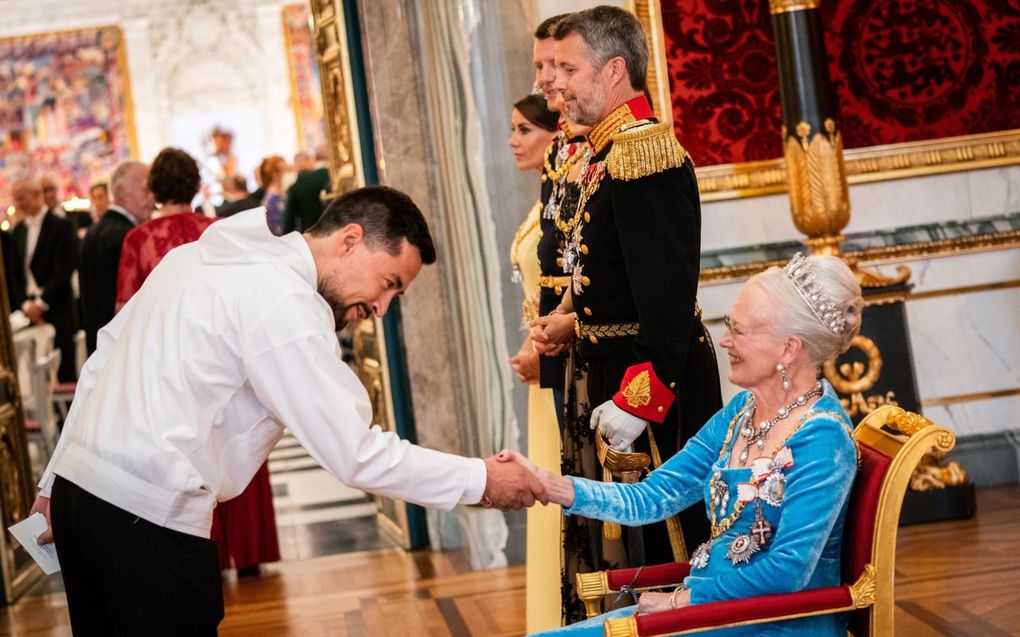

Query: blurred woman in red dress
[116,147,281,575]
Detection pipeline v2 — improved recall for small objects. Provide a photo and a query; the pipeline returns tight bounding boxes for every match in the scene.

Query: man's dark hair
[309,186,436,264]
[226,174,248,193]
[514,94,559,132]
[533,13,570,39]
[148,147,200,205]
[553,6,648,91]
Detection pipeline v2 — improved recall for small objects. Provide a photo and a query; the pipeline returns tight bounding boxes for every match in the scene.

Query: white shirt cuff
[458,457,488,505]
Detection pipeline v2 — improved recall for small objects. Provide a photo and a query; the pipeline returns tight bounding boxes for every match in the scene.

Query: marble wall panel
[906,287,1020,402]
[702,164,1020,253]
[356,0,465,456]
[923,396,1020,438]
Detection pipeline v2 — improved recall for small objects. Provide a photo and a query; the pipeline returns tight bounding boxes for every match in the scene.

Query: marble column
[355,0,538,568]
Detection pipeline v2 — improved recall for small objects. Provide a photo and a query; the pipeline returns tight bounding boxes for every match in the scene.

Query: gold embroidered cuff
[575,320,641,344]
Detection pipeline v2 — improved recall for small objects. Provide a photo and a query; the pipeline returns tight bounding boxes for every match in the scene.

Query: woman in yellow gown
[507,94,561,632]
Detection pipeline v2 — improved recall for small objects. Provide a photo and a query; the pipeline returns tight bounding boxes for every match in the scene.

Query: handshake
[479,450,573,510]
[478,398,646,510]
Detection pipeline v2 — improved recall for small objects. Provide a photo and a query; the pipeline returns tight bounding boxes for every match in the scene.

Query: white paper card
[8,513,60,574]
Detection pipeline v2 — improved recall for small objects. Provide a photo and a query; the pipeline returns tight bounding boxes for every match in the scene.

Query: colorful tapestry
[660,0,1020,166]
[0,26,134,200]
[283,3,327,154]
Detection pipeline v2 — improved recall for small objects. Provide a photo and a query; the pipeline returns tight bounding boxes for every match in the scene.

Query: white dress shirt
[39,208,485,537]
[21,207,46,299]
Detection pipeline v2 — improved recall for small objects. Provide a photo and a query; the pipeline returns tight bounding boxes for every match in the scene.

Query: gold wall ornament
[824,335,882,395]
[910,452,969,491]
[769,0,820,14]
[783,120,850,255]
[823,335,901,419]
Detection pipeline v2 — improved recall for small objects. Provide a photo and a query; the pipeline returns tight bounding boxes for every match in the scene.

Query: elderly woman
[510,253,863,636]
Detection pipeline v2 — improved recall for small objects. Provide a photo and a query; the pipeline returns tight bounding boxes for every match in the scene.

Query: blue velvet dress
[532,381,857,637]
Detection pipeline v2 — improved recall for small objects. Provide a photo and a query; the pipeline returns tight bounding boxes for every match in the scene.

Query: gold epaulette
[606,121,691,181]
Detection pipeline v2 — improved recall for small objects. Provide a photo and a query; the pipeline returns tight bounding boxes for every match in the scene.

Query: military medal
[759,472,787,506]
[690,541,711,569]
[725,533,760,565]
[749,502,773,547]
[543,192,559,220]
[562,246,578,273]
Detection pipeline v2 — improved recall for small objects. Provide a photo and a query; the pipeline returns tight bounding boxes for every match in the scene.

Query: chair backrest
[844,405,956,637]
[28,348,61,457]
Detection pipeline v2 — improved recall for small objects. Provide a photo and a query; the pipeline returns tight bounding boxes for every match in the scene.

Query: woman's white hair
[749,254,864,366]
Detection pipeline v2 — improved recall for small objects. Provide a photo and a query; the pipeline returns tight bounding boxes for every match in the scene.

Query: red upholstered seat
[636,585,854,635]
[844,442,892,637]
[52,382,77,395]
[607,563,692,590]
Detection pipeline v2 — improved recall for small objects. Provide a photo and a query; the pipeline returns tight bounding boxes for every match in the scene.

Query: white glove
[590,400,648,452]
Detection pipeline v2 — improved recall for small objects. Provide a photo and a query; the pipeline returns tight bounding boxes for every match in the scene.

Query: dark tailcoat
[12,212,79,380]
[80,209,135,354]
[568,101,722,570]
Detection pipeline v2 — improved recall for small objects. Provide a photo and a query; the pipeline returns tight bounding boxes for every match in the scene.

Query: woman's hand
[529,311,576,352]
[495,449,575,508]
[638,587,690,614]
[509,337,540,384]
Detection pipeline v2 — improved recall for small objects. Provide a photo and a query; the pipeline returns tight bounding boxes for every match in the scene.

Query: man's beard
[318,274,354,328]
[563,89,604,127]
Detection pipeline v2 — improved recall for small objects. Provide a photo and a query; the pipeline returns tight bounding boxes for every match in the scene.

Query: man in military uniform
[530,13,586,420]
[530,6,722,621]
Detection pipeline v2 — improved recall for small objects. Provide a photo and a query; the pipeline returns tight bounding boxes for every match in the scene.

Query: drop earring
[776,362,791,392]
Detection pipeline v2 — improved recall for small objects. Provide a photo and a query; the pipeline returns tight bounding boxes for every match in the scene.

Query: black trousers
[50,476,224,636]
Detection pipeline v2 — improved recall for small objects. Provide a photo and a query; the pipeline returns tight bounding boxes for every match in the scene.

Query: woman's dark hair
[514,94,559,132]
[308,186,436,264]
[148,147,200,205]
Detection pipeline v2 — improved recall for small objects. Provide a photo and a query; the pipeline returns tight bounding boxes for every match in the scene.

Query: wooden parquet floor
[2,486,1018,636]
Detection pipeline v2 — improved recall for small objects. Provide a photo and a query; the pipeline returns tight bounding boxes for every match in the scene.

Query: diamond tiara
[782,253,849,335]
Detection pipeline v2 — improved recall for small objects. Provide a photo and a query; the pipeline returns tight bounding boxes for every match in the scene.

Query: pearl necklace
[738,382,822,464]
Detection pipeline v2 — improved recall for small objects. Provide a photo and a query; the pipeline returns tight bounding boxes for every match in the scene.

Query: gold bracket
[849,563,877,608]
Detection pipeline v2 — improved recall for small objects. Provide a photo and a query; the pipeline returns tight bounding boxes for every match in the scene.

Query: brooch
[725,534,760,565]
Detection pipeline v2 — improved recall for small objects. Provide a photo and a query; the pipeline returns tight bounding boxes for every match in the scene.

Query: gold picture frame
[0,25,137,198]
[629,0,1020,202]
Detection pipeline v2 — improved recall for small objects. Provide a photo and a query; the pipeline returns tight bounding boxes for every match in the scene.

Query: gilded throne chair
[575,405,956,637]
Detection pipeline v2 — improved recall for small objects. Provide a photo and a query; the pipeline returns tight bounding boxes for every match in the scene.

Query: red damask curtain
[660,0,1020,166]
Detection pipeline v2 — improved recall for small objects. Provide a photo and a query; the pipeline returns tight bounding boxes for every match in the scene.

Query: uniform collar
[587,95,654,154]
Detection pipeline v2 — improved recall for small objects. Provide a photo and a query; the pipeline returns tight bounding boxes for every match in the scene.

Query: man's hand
[30,495,53,545]
[482,455,549,510]
[590,400,648,451]
[509,338,539,384]
[23,301,44,325]
[495,449,575,508]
